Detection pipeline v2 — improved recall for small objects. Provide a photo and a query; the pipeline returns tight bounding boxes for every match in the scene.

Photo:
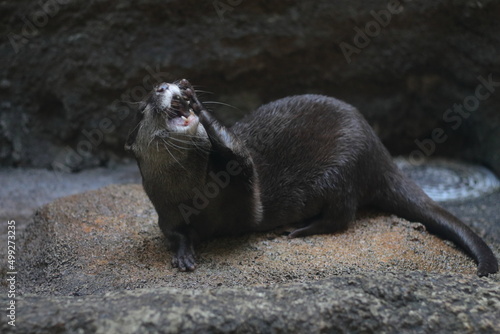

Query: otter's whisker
[160,138,187,171]
[203,101,240,110]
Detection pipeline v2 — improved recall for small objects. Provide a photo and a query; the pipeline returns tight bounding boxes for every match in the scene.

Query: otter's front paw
[171,250,197,272]
[178,79,203,115]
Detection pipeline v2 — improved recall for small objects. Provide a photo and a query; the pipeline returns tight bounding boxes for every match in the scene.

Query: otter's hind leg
[288,199,356,238]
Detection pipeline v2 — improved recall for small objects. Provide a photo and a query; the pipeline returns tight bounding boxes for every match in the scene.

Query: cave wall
[1,0,499,174]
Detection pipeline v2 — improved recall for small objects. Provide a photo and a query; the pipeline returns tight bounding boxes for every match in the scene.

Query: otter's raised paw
[171,252,197,272]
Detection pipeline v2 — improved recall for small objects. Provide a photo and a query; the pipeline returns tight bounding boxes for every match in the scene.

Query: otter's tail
[375,170,498,277]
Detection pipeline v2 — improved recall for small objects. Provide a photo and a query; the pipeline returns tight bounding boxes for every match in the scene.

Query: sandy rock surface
[19,184,478,296]
[3,183,498,333]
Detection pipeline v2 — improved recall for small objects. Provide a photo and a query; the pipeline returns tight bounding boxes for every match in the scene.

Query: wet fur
[127,84,498,276]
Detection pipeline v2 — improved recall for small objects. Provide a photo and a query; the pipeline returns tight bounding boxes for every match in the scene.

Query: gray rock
[1,0,500,174]
[3,272,500,333]
[7,184,499,333]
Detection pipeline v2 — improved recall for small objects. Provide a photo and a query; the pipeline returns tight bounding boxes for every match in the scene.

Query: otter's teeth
[181,116,188,121]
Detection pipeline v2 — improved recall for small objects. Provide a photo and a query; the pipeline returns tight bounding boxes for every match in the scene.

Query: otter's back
[231,95,381,225]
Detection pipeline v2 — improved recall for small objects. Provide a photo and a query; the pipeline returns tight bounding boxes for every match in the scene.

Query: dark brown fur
[126,80,498,276]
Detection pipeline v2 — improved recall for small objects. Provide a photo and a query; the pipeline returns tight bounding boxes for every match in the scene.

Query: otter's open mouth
[169,94,194,124]
[155,81,198,128]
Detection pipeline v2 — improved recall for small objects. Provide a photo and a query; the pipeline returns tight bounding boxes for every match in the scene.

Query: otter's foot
[171,246,197,272]
[288,222,331,239]
[288,211,353,239]
[170,233,197,271]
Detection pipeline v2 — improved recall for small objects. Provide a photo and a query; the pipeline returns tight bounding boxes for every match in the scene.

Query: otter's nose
[156,83,169,93]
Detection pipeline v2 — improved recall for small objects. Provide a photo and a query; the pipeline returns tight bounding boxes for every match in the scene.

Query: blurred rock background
[1,0,500,174]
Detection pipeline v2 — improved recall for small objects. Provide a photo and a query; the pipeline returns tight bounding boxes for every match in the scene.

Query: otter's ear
[124,107,145,151]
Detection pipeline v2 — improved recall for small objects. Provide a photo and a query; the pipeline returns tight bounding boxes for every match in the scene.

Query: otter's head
[125,79,209,161]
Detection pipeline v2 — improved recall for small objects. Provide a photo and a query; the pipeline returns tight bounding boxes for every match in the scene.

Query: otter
[125,79,498,276]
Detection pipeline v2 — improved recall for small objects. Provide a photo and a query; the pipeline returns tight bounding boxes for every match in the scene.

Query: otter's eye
[156,83,169,93]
